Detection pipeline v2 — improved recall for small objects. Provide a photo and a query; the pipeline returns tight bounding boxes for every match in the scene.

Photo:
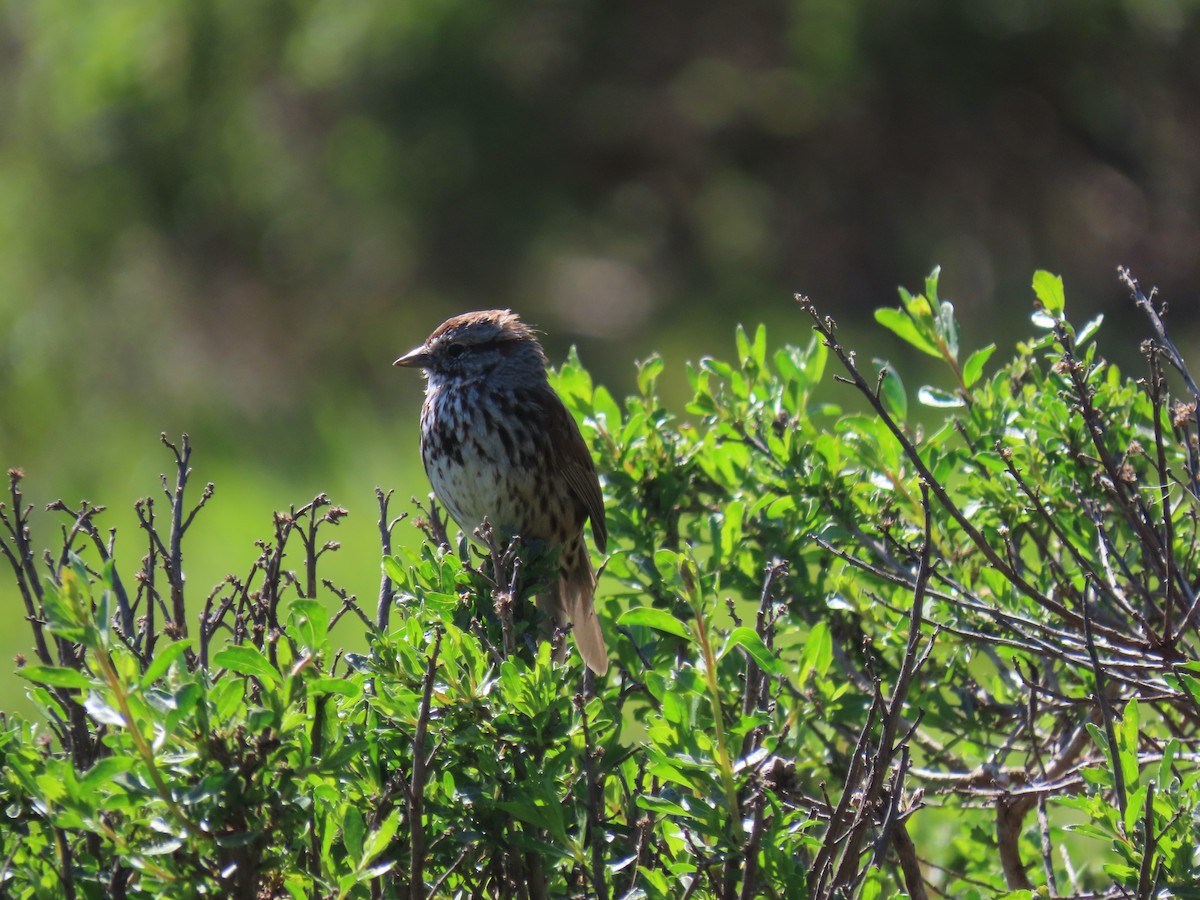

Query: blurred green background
[3,0,1200,713]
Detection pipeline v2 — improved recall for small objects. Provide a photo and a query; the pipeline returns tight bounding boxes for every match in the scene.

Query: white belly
[420,382,571,543]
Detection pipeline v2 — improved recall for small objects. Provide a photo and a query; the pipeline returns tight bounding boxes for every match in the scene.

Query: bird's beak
[393,345,431,368]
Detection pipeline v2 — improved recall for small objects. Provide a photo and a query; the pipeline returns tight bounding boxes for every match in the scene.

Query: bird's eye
[446,343,466,359]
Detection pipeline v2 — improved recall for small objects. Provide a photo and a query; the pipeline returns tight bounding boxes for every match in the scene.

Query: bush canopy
[4,269,1200,898]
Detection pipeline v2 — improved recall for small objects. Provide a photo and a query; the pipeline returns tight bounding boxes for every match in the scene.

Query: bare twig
[376,488,406,629]
[576,692,610,900]
[1082,597,1127,822]
[890,821,929,900]
[408,628,443,900]
[1,469,52,666]
[826,482,936,895]
[158,433,212,634]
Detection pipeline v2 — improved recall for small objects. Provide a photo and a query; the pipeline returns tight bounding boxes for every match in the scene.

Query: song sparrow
[394,310,609,674]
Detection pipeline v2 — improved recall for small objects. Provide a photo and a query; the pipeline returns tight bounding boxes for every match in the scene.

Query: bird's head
[394,309,548,387]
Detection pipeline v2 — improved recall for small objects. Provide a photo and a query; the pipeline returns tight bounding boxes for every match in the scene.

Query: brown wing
[540,385,607,553]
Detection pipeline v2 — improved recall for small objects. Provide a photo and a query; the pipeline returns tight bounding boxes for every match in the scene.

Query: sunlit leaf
[637,354,664,396]
[937,300,958,359]
[212,646,279,688]
[382,555,406,585]
[619,607,693,641]
[720,627,784,676]
[84,691,126,727]
[800,621,833,685]
[1032,269,1065,315]
[873,359,907,420]
[1077,313,1104,344]
[363,809,400,865]
[140,639,194,688]
[18,665,93,690]
[961,344,996,388]
[917,385,966,408]
[306,677,362,700]
[874,308,941,358]
[343,806,364,860]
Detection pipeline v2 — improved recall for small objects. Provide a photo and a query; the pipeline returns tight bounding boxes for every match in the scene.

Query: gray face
[395,310,548,389]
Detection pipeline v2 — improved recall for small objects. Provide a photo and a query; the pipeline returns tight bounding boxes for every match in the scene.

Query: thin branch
[376,488,404,629]
[408,628,443,900]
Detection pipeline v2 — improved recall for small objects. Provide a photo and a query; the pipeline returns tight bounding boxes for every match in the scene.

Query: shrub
[3,268,1199,898]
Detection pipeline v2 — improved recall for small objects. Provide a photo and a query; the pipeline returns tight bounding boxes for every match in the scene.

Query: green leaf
[718,501,744,562]
[1102,864,1139,883]
[752,323,767,368]
[95,574,112,649]
[1030,310,1057,329]
[140,639,194,688]
[382,554,406,585]
[212,645,279,688]
[924,265,942,304]
[917,385,966,408]
[1032,270,1065,315]
[721,627,784,676]
[961,344,996,388]
[874,308,942,359]
[735,324,751,367]
[363,808,400,866]
[619,607,693,641]
[553,347,591,398]
[212,676,246,721]
[873,359,907,420]
[1119,700,1140,793]
[306,677,362,700]
[419,591,460,615]
[652,549,680,582]
[937,300,959,359]
[1158,738,1179,788]
[1086,722,1109,754]
[678,551,702,604]
[1123,784,1146,839]
[1077,313,1104,344]
[289,599,329,655]
[660,689,693,727]
[495,799,568,845]
[591,385,622,429]
[807,333,828,385]
[169,682,203,729]
[84,691,127,727]
[636,793,698,819]
[18,665,93,690]
[343,806,365,861]
[80,756,136,792]
[42,574,90,644]
[800,621,833,684]
[637,354,664,396]
[701,357,734,380]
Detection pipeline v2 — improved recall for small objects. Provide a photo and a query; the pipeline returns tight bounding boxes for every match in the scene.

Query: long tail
[539,546,609,675]
[565,564,608,675]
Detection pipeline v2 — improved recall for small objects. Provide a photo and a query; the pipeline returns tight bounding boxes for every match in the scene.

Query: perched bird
[394,310,609,674]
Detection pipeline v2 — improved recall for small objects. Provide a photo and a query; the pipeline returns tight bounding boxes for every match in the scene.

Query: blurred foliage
[4,0,1200,446]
